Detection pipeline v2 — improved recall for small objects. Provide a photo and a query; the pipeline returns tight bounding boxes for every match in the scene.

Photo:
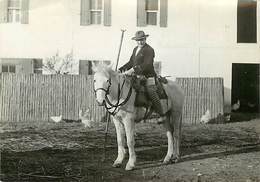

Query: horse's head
[92,62,115,106]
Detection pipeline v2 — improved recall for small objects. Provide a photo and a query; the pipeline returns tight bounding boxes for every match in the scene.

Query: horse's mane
[94,63,117,78]
[94,63,131,85]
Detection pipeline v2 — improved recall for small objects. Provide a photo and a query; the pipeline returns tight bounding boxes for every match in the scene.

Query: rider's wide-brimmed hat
[132,30,149,40]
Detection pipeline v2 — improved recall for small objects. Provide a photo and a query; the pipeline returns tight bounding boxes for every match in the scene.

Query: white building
[0,0,259,112]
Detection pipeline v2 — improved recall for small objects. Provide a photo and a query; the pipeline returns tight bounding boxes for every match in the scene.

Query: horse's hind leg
[172,112,182,163]
[163,115,174,164]
[112,117,126,168]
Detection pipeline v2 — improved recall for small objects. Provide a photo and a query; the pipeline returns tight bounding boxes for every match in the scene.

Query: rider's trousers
[146,81,164,116]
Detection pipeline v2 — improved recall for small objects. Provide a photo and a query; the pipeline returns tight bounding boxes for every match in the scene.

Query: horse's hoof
[163,156,173,165]
[125,164,135,171]
[171,157,180,163]
[162,159,172,165]
[112,163,122,168]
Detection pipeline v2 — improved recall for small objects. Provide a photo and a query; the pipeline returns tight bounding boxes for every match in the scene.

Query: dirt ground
[0,114,260,182]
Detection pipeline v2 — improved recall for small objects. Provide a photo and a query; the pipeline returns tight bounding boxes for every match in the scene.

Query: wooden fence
[176,77,224,124]
[0,73,105,122]
[0,73,224,124]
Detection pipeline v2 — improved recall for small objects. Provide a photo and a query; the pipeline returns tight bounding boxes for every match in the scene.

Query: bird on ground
[200,110,211,124]
[50,115,62,123]
[247,102,256,108]
[232,100,240,111]
[79,109,93,128]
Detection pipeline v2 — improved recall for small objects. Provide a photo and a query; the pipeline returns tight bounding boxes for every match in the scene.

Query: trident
[102,29,126,162]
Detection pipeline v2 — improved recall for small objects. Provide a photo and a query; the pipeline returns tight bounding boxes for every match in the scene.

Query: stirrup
[157,115,167,124]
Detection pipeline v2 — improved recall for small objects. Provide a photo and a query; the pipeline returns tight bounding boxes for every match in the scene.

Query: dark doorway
[232,63,260,113]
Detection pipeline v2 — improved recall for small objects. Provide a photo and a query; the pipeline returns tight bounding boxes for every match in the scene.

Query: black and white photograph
[0,0,260,181]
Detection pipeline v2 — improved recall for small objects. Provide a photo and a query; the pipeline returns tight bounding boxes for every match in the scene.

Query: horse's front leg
[123,115,136,171]
[112,117,126,168]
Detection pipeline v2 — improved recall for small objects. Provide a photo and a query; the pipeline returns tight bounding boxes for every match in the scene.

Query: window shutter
[80,0,91,25]
[0,0,8,23]
[160,0,168,27]
[154,61,161,75]
[137,0,146,27]
[33,59,43,74]
[21,0,29,24]
[103,0,111,26]
[79,60,91,75]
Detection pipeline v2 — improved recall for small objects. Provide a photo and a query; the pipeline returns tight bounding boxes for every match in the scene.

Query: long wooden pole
[102,29,126,162]
[115,29,126,71]
[102,111,110,162]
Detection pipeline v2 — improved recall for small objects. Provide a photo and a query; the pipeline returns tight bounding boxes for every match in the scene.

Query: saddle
[133,75,168,107]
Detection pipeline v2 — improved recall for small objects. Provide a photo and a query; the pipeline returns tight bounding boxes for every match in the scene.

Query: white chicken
[225,114,231,122]
[232,100,240,111]
[200,110,211,124]
[79,108,93,128]
[50,115,62,123]
[247,102,256,108]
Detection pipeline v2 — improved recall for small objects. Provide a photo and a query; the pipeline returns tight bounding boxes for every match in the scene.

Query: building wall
[0,58,34,73]
[0,0,260,111]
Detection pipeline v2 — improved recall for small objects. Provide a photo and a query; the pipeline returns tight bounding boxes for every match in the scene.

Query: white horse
[92,63,184,170]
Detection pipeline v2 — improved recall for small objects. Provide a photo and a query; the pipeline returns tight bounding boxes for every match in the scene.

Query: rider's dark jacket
[119,43,156,78]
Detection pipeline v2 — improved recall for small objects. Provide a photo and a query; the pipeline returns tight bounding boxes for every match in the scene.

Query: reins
[94,76,133,115]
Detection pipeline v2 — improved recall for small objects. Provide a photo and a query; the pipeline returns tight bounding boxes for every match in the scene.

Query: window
[146,0,159,25]
[237,0,257,43]
[90,0,102,24]
[0,0,29,24]
[154,61,161,75]
[2,64,16,73]
[137,0,167,27]
[80,0,111,26]
[7,0,21,23]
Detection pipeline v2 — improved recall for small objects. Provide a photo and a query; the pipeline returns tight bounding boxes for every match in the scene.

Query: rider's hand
[123,68,134,75]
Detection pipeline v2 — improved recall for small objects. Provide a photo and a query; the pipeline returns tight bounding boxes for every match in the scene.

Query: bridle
[93,76,133,115]
[94,78,112,98]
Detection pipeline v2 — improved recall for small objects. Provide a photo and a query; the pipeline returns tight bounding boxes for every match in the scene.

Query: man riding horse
[92,31,184,170]
[119,30,166,123]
